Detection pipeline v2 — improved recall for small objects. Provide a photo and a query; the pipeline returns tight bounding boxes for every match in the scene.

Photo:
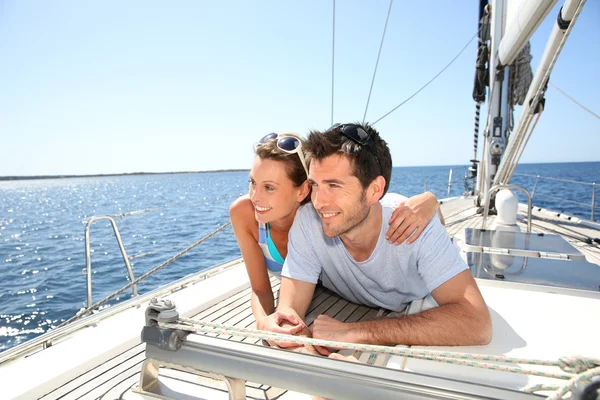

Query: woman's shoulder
[230,194,253,214]
[229,195,257,230]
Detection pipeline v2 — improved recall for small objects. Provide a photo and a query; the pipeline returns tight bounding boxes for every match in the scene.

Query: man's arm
[315,213,490,346]
[313,270,491,346]
[274,277,332,355]
[259,205,322,334]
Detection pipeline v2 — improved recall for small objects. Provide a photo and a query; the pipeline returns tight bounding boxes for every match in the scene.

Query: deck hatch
[464,228,586,261]
[467,252,600,291]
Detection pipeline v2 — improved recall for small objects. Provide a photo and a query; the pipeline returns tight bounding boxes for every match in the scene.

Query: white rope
[161,318,600,399]
[547,366,600,399]
[161,318,599,382]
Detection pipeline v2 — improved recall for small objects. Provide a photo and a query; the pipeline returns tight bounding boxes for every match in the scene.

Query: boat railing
[423,168,476,196]
[442,169,597,222]
[0,257,243,366]
[0,195,240,364]
[75,195,239,323]
[84,216,137,309]
[513,173,597,221]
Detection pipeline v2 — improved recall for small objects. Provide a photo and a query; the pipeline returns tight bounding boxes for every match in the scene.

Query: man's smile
[319,211,341,220]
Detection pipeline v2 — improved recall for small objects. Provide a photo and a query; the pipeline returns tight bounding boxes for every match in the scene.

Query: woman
[229,133,443,331]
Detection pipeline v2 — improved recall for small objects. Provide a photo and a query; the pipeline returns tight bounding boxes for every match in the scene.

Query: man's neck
[339,202,383,262]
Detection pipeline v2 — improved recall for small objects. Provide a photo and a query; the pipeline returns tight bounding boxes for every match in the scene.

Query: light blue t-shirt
[282,202,467,312]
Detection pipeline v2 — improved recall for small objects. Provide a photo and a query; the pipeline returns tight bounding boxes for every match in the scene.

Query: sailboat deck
[37,198,600,399]
[39,280,390,400]
[443,198,600,265]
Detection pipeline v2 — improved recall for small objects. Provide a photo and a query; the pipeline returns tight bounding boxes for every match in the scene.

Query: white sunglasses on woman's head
[256,133,309,178]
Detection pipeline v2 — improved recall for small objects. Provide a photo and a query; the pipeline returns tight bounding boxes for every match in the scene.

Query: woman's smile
[254,204,273,214]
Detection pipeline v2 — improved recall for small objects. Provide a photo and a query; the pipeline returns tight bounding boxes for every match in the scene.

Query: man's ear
[297,180,311,203]
[367,176,386,204]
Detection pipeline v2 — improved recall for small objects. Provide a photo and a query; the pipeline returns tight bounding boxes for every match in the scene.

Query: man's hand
[312,315,359,345]
[386,192,439,245]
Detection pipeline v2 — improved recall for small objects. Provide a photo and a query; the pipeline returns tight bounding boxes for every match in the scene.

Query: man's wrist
[346,321,368,343]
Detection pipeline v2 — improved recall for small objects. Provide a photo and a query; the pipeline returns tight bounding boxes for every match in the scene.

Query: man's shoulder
[380,192,408,208]
[292,203,321,235]
[296,202,319,221]
[292,204,331,248]
[414,211,450,248]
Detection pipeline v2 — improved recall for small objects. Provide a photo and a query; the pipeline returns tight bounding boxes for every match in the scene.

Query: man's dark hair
[304,123,392,198]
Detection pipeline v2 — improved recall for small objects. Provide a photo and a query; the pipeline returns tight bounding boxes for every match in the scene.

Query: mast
[477,0,510,207]
[477,0,560,207]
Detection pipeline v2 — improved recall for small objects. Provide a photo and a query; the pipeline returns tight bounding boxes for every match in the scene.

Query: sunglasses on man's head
[328,123,383,175]
[257,133,309,178]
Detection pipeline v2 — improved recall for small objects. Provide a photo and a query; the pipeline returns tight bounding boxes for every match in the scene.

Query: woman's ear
[297,180,311,203]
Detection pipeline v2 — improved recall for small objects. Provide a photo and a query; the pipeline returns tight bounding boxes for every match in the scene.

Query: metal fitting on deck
[145,298,180,326]
[141,298,189,351]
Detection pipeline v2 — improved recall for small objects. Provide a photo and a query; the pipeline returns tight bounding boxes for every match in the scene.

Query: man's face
[308,154,370,238]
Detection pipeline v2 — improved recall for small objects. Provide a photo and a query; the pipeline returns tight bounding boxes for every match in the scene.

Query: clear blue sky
[1,1,598,176]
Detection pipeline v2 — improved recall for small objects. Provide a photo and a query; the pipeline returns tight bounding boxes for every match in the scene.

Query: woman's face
[248,156,304,223]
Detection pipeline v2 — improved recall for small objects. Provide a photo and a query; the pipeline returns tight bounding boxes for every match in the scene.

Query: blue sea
[1,162,599,351]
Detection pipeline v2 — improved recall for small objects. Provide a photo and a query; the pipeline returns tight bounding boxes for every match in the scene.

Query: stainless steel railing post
[592,183,596,221]
[84,216,137,309]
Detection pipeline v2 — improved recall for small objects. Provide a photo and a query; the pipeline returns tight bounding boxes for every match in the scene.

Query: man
[262,123,491,347]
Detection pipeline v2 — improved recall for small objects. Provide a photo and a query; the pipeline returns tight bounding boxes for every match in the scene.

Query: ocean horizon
[2,160,599,182]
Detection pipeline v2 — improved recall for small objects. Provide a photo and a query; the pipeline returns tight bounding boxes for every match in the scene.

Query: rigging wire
[330,0,336,126]
[372,32,477,126]
[549,81,600,121]
[362,0,394,124]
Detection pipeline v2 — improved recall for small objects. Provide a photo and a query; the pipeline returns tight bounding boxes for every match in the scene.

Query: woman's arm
[385,191,443,245]
[229,195,275,326]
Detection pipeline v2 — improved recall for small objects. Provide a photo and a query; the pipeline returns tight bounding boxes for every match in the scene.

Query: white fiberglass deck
[4,196,599,399]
